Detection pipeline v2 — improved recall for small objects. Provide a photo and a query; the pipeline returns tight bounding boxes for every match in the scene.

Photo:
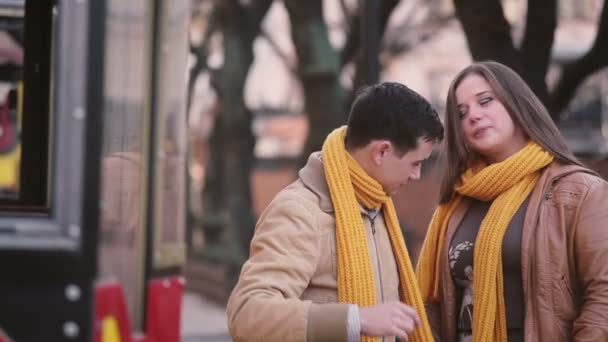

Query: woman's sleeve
[572,177,608,341]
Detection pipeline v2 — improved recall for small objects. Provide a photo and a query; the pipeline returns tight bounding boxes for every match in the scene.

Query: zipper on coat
[367,210,385,342]
[525,189,551,340]
[369,210,377,234]
[369,216,384,301]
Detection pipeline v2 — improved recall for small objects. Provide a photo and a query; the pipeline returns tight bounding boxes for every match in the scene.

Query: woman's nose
[467,106,483,123]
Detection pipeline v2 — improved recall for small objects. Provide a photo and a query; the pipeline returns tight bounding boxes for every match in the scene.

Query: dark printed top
[449,197,530,342]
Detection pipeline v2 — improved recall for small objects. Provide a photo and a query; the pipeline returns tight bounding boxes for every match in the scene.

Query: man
[227,82,444,342]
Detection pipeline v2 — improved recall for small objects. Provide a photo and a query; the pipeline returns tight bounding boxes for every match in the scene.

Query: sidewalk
[181,291,231,342]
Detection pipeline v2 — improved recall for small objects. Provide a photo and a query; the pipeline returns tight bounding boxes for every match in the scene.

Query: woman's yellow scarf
[322,126,433,342]
[416,141,553,341]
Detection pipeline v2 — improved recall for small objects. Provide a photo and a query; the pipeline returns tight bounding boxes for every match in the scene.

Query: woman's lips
[473,127,489,139]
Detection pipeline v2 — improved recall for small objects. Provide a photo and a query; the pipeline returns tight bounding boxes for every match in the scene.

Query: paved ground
[181,291,231,342]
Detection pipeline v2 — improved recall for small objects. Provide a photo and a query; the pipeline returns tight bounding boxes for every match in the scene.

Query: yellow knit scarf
[322,126,433,342]
[416,141,553,341]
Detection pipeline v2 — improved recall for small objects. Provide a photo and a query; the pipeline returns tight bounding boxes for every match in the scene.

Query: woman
[416,61,608,342]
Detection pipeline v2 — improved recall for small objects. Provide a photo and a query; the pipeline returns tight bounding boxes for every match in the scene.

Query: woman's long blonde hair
[439,61,582,204]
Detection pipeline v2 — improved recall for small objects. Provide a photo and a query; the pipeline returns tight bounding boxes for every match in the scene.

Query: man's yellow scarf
[322,126,433,342]
[416,141,553,341]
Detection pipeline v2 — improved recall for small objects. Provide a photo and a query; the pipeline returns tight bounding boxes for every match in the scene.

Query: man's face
[374,138,435,195]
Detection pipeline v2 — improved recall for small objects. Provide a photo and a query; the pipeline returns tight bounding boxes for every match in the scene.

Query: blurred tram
[0,0,190,341]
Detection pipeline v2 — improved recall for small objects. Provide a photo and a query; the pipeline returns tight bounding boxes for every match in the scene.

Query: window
[0,0,52,211]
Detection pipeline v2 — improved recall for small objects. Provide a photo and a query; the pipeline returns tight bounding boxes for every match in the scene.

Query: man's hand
[359,302,421,341]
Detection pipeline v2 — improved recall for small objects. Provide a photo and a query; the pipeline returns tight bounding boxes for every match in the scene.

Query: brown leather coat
[426,163,608,341]
[227,153,404,342]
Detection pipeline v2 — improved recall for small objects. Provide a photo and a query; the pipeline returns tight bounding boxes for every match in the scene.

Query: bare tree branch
[550,0,608,118]
[259,28,299,77]
[340,14,359,67]
[339,0,352,31]
[340,0,400,68]
[188,6,219,111]
[246,0,274,39]
[400,0,425,28]
[519,0,557,105]
[382,0,451,57]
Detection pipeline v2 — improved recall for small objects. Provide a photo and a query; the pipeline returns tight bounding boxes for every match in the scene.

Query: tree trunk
[200,0,271,265]
[353,0,400,91]
[453,0,520,72]
[358,0,382,87]
[284,0,348,165]
[519,0,557,106]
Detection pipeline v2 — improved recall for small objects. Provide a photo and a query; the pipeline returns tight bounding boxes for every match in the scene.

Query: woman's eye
[480,97,493,105]
[458,109,467,119]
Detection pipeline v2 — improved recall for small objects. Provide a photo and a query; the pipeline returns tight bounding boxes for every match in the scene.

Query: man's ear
[370,140,391,165]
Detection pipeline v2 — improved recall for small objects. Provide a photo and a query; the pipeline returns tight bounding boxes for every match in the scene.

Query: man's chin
[388,184,408,195]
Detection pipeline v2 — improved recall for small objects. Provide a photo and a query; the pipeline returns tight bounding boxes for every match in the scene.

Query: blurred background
[180,0,608,340]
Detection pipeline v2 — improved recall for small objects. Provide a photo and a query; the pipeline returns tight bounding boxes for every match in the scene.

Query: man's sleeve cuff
[347,304,361,342]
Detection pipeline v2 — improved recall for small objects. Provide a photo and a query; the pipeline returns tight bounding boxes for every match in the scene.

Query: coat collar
[298,152,335,213]
[299,152,380,215]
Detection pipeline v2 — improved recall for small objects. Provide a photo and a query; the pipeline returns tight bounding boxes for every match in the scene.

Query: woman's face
[455,73,527,163]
